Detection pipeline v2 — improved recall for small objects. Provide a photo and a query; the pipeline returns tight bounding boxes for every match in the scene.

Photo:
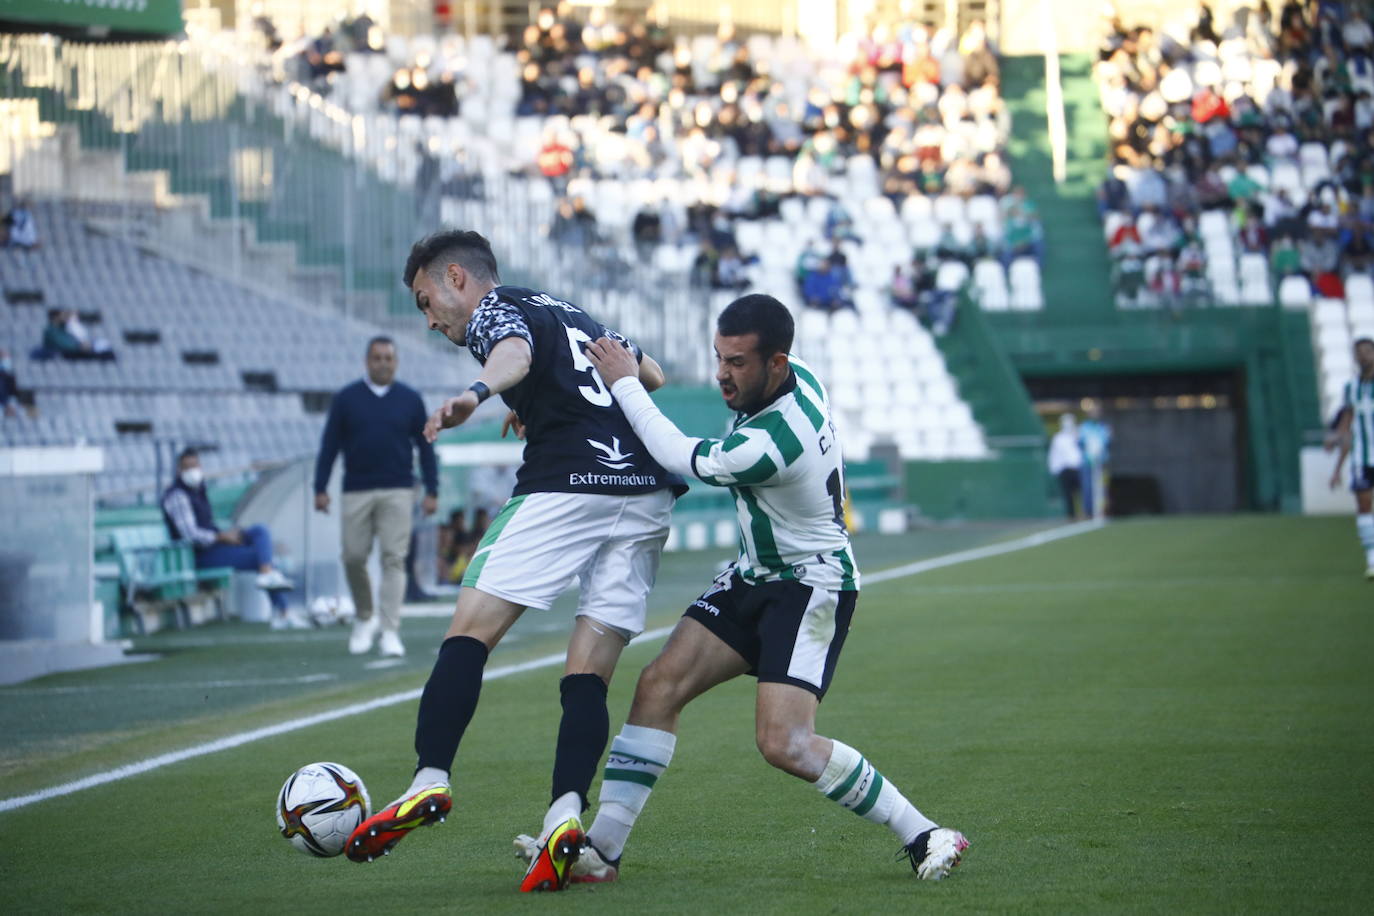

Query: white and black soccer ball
[275,762,371,857]
[308,595,357,627]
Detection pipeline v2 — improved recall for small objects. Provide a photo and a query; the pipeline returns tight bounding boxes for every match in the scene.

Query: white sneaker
[256,569,294,591]
[903,827,969,880]
[348,617,379,655]
[378,629,406,658]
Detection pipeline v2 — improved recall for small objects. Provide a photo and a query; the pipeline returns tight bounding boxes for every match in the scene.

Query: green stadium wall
[0,0,182,35]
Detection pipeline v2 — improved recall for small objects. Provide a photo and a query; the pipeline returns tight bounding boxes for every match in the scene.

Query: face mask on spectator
[181,467,205,488]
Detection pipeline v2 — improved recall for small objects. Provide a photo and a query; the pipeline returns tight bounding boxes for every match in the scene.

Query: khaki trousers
[341,488,414,633]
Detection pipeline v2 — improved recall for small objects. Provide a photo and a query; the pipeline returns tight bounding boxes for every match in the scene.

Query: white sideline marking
[865,519,1104,585]
[0,522,1102,814]
[3,673,336,695]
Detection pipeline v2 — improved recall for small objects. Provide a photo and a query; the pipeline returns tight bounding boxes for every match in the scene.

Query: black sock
[551,673,609,810]
[414,635,489,773]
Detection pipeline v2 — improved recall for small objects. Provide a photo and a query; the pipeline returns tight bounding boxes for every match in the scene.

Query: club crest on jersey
[587,436,635,470]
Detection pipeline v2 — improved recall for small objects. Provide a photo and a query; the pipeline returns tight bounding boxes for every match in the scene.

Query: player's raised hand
[501,410,525,440]
[585,336,637,385]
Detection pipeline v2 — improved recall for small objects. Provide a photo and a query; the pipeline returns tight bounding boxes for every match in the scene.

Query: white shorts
[460,489,673,638]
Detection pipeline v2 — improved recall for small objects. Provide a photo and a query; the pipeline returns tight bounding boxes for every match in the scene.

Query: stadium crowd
[1096,1,1374,307]
[265,4,1031,322]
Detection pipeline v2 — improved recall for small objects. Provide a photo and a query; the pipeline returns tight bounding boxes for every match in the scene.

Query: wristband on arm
[467,381,491,403]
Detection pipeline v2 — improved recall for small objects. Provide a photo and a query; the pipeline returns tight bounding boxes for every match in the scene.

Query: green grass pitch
[2,516,1371,913]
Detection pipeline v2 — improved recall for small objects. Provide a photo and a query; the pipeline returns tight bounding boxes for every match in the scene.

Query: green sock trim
[852,771,886,817]
[825,759,865,802]
[603,768,658,788]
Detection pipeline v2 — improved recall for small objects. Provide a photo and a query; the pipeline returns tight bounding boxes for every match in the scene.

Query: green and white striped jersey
[1343,374,1374,471]
[689,357,858,591]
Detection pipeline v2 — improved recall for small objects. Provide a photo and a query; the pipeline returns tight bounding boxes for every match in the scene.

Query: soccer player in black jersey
[345,230,684,893]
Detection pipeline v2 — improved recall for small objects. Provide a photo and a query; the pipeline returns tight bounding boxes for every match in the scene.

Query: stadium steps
[10,75,414,319]
[1000,54,1114,323]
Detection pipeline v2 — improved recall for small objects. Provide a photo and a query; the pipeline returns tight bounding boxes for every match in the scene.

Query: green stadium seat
[110,526,232,633]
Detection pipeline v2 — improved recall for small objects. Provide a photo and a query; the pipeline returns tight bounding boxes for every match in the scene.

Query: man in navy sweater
[315,337,439,657]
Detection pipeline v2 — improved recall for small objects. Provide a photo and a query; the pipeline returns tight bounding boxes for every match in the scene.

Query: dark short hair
[402,230,501,292]
[366,335,395,356]
[1357,337,1374,349]
[717,294,794,360]
[176,447,199,466]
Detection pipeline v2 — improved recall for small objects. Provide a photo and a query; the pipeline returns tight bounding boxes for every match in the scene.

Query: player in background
[540,294,968,882]
[345,230,685,894]
[1326,337,1374,579]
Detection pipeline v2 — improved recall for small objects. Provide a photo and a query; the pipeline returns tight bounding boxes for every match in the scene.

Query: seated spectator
[1236,203,1269,253]
[38,309,115,361]
[65,309,115,358]
[537,133,575,194]
[801,254,856,311]
[162,448,304,630]
[632,205,662,251]
[795,239,826,296]
[1271,233,1303,278]
[1226,168,1264,204]
[2,198,38,249]
[888,262,921,311]
[1176,238,1209,306]
[979,151,1013,195]
[551,196,598,247]
[0,349,17,418]
[925,285,958,336]
[1343,221,1374,273]
[712,245,754,290]
[1001,205,1043,266]
[969,223,997,262]
[823,201,861,243]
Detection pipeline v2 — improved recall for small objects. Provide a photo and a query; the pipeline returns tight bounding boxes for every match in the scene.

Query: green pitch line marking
[0,521,1102,814]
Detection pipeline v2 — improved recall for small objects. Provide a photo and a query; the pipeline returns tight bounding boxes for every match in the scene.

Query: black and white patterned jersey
[466,285,686,498]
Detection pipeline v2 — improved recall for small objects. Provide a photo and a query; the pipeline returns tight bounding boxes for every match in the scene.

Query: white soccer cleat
[903,827,969,880]
[378,629,406,658]
[515,831,619,883]
[1365,565,1374,581]
[349,617,379,655]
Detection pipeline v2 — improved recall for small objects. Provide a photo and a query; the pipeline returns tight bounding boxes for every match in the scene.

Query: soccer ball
[275,762,371,857]
[308,595,356,627]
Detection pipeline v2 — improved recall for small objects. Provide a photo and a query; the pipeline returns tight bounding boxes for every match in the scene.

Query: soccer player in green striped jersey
[1326,337,1374,579]
[567,294,968,882]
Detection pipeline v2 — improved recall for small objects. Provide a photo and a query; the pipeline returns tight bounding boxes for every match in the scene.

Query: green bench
[109,526,233,633]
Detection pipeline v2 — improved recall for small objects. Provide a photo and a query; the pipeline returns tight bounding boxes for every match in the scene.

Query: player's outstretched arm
[424,337,533,443]
[586,337,696,474]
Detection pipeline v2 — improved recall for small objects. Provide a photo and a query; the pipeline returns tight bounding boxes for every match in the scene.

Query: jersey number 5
[564,327,613,407]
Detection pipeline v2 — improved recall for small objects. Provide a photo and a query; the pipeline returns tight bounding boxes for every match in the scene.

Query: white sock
[813,739,936,846]
[406,766,449,796]
[1358,514,1374,566]
[542,790,583,838]
[587,724,677,861]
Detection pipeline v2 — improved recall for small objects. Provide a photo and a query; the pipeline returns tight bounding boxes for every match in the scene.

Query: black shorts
[1352,465,1374,492]
[683,569,857,699]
